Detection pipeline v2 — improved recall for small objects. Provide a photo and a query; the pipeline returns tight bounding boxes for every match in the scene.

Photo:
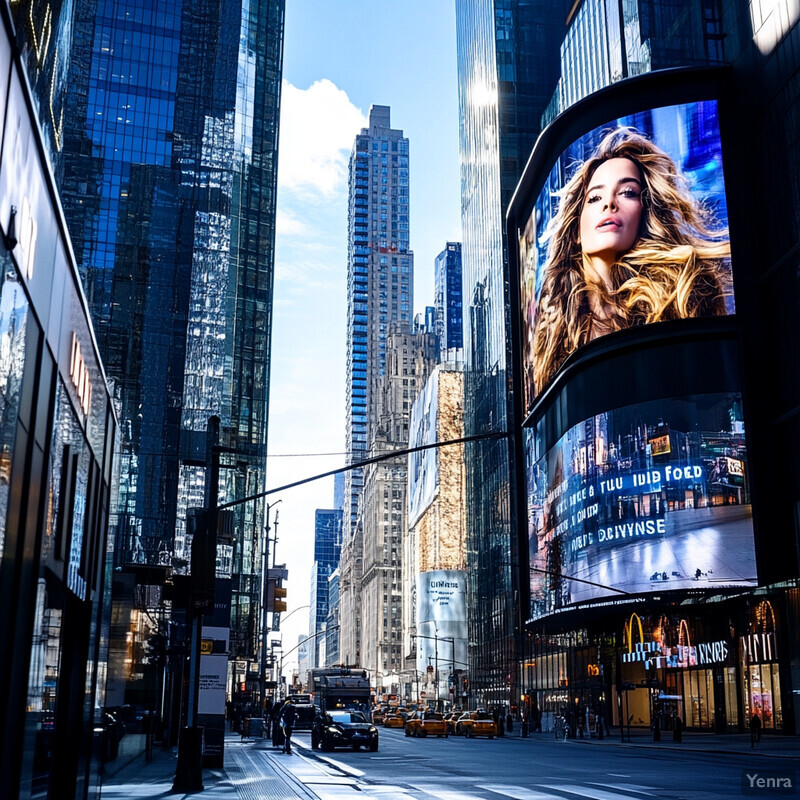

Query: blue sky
[267,1,462,663]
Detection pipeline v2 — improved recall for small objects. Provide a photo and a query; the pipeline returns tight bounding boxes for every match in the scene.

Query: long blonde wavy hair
[533,127,731,394]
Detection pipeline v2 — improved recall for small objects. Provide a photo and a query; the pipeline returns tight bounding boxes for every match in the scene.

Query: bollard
[173,726,204,792]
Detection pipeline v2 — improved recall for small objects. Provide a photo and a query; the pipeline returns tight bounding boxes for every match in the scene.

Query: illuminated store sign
[70,332,92,415]
[518,100,734,409]
[621,615,731,669]
[527,393,757,616]
[742,632,778,664]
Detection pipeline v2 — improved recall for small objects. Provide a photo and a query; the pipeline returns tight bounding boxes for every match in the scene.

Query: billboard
[416,570,468,678]
[408,369,440,528]
[519,100,734,408]
[526,393,757,619]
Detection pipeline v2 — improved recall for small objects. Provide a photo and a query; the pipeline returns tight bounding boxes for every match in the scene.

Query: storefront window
[683,670,715,728]
[0,264,29,563]
[20,577,64,794]
[724,667,738,728]
[747,663,782,730]
[20,381,90,795]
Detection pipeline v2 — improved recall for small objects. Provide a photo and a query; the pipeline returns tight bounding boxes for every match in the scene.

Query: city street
[288,729,795,799]
[101,728,799,800]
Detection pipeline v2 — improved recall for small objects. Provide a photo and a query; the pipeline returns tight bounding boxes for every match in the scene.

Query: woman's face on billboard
[579,157,643,281]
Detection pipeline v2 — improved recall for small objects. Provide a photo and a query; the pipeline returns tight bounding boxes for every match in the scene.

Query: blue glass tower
[11,0,286,678]
[310,509,342,668]
[434,242,463,359]
[340,105,412,665]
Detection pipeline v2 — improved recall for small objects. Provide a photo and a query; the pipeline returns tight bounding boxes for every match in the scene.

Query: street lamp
[259,500,282,719]
[277,626,340,700]
[412,632,455,710]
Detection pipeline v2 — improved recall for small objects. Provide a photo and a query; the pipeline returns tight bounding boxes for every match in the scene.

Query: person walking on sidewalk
[280,699,297,754]
[272,702,285,749]
[750,712,762,748]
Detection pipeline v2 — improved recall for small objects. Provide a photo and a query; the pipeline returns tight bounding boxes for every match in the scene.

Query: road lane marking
[410,785,490,799]
[592,784,653,796]
[539,785,650,800]
[479,784,572,799]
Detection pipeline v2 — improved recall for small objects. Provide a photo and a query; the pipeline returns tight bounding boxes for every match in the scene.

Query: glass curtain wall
[455,0,562,711]
[47,0,284,675]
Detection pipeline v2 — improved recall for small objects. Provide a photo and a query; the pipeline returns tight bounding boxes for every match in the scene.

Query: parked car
[404,710,447,738]
[311,710,379,752]
[455,710,497,738]
[383,712,405,728]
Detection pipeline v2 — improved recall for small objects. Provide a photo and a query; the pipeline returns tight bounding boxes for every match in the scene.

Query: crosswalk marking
[479,784,571,799]
[591,783,653,796]
[539,784,648,800]
[410,785,490,800]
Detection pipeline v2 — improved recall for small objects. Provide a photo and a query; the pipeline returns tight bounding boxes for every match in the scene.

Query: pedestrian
[672,713,683,743]
[750,712,762,748]
[272,702,285,749]
[492,707,504,737]
[264,698,273,738]
[280,699,297,754]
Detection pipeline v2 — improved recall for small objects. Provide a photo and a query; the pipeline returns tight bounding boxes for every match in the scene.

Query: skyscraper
[359,326,437,694]
[340,106,412,665]
[11,0,286,720]
[309,508,342,669]
[455,0,563,710]
[475,0,800,735]
[434,242,463,360]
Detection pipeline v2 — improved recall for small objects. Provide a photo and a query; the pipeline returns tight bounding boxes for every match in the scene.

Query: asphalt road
[292,728,793,800]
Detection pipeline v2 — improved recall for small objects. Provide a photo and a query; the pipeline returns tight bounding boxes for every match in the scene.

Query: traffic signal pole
[174,416,221,792]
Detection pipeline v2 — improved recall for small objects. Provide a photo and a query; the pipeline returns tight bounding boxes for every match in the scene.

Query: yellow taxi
[382,712,405,728]
[455,710,497,738]
[404,710,448,738]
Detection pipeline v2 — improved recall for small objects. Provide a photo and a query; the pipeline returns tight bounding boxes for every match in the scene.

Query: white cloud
[278,79,367,197]
[276,207,309,237]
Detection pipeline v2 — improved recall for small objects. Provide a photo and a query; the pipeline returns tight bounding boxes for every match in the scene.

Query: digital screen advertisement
[526,393,757,619]
[519,101,735,408]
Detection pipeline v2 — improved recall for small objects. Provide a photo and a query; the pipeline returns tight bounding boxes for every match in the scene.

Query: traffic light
[266,579,287,612]
[189,509,215,613]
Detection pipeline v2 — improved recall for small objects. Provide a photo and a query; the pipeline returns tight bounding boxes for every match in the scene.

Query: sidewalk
[99,732,333,799]
[508,726,800,758]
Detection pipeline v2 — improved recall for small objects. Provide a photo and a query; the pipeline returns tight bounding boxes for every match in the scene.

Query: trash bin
[249,717,264,738]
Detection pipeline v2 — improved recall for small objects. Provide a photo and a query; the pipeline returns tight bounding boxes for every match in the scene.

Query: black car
[311,710,379,752]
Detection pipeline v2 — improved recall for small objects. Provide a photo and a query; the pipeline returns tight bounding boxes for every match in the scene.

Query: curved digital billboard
[526,393,757,619]
[518,100,735,409]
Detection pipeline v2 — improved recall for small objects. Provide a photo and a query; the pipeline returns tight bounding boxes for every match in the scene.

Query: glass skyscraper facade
[502,0,800,735]
[310,508,342,668]
[434,242,463,359]
[454,0,563,710]
[542,0,729,125]
[11,0,286,701]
